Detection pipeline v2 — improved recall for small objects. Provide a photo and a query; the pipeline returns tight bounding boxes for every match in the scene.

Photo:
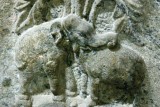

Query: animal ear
[50,31,63,45]
[50,31,58,39]
[112,15,126,33]
[50,22,63,45]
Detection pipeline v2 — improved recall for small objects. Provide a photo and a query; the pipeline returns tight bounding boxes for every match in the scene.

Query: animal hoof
[70,102,78,107]
[52,95,64,102]
[66,90,76,97]
[15,96,32,107]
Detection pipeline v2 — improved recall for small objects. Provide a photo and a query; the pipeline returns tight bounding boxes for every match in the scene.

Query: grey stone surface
[0,0,160,107]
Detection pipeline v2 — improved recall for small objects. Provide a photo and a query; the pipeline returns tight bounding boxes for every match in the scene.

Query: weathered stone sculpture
[80,43,146,105]
[14,13,147,107]
[12,0,148,107]
[66,33,146,107]
[14,14,92,106]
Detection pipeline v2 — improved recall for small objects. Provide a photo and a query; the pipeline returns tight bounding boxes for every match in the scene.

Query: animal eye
[77,32,86,38]
[69,32,73,35]
[77,32,82,36]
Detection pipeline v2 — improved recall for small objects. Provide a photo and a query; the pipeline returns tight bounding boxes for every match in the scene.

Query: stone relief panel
[13,0,148,107]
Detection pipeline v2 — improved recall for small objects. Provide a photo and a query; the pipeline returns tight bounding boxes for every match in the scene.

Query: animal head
[61,14,95,47]
[49,14,119,51]
[49,14,95,53]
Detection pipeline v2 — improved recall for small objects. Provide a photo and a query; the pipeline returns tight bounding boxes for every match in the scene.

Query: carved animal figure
[14,14,120,106]
[80,44,146,106]
[14,14,95,107]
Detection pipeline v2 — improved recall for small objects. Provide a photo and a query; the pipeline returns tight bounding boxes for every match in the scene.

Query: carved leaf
[14,0,145,36]
[14,0,52,34]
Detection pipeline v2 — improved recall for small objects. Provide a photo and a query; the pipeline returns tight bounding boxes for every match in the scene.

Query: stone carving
[79,44,146,106]
[14,14,109,106]
[14,0,52,34]
[13,0,147,107]
[66,33,146,107]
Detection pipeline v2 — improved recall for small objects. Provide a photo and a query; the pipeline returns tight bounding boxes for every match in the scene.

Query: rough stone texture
[0,0,18,107]
[0,0,160,107]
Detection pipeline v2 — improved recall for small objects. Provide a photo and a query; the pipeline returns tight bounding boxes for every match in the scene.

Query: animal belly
[84,49,133,81]
[83,47,142,103]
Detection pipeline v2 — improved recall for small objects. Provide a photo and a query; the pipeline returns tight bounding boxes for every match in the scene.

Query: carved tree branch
[14,0,51,34]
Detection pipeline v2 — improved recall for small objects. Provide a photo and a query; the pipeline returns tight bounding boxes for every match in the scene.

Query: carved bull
[78,43,146,106]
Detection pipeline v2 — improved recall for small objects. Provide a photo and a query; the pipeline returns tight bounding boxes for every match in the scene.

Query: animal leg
[15,72,33,107]
[90,78,100,102]
[45,61,64,101]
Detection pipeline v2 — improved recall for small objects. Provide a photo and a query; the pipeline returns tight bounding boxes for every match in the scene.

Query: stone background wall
[0,0,18,106]
[0,0,160,107]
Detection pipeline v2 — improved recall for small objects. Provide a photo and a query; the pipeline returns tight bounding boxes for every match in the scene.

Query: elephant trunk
[87,32,118,49]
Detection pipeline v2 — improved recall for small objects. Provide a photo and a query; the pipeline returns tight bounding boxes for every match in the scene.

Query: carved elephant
[14,13,120,106]
[79,43,146,106]
[14,14,100,106]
